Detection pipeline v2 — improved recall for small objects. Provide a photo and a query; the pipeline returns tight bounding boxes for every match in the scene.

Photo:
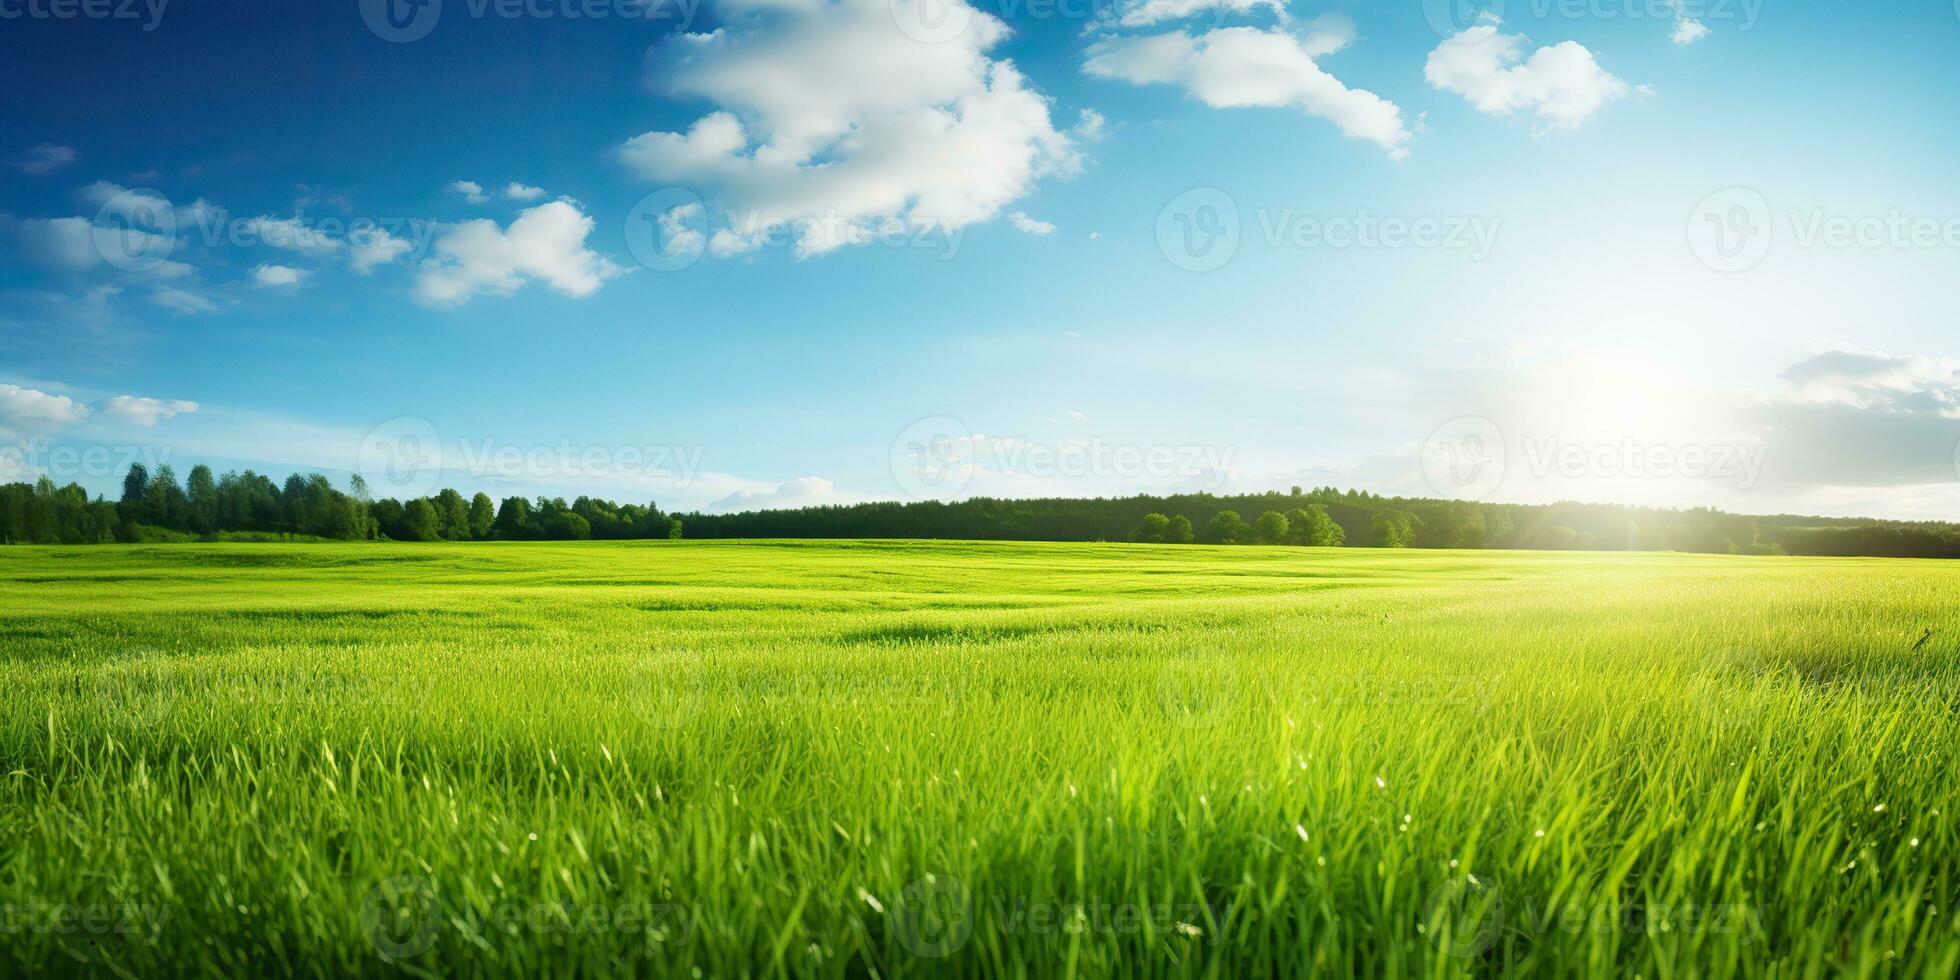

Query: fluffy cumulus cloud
[618,0,1085,257]
[97,395,200,427]
[414,200,624,307]
[16,216,100,270]
[252,264,308,287]
[349,226,412,274]
[448,180,490,204]
[1084,16,1412,160]
[11,143,77,176]
[0,385,199,431]
[1008,211,1056,236]
[504,183,547,201]
[1425,19,1633,131]
[0,384,91,427]
[1753,351,1960,489]
[708,475,860,512]
[14,184,196,279]
[1666,0,1709,45]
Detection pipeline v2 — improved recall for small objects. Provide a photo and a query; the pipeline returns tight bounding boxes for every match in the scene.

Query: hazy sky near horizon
[2,0,1958,518]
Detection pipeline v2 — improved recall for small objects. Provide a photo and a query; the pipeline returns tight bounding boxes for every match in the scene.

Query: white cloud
[151,287,220,315]
[12,143,77,176]
[1425,21,1632,131]
[1110,0,1285,29]
[253,264,308,287]
[0,384,90,427]
[97,395,200,427]
[1084,17,1412,160]
[1008,211,1056,236]
[707,476,860,512]
[618,0,1083,257]
[448,180,490,204]
[1086,231,1101,240]
[349,225,412,274]
[414,200,625,307]
[1067,409,1089,421]
[17,216,100,270]
[503,182,547,201]
[1665,0,1710,45]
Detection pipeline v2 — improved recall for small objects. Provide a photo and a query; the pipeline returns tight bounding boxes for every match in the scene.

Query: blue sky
[3,0,1958,517]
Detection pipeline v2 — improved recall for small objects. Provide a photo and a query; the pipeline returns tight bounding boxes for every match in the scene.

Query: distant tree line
[0,465,679,544]
[4,469,1958,559]
[676,486,1960,559]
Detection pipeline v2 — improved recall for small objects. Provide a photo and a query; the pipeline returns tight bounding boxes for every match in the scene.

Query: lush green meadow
[1,541,1956,977]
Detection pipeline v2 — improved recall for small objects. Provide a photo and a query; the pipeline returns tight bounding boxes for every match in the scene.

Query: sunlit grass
[2,540,1956,977]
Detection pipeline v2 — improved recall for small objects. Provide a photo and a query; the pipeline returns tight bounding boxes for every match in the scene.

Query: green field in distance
[2,540,1956,977]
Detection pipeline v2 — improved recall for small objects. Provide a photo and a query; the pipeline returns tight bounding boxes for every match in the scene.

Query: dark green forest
[3,465,1957,558]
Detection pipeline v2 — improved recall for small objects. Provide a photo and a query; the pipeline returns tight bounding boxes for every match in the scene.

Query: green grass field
[2,541,1956,977]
